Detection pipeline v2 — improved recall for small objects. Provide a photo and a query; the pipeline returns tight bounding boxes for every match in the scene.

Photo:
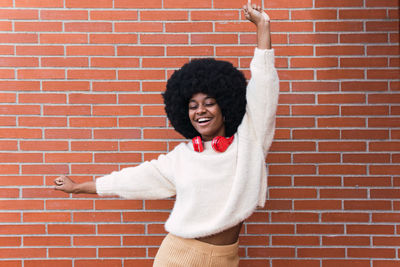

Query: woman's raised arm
[243,0,271,50]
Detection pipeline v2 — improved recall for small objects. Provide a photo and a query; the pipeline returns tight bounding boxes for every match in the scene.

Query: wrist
[256,20,270,30]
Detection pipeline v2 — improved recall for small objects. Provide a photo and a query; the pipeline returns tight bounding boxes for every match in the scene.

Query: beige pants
[153,233,239,267]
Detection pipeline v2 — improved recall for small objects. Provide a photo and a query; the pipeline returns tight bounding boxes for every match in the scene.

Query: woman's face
[188,92,225,141]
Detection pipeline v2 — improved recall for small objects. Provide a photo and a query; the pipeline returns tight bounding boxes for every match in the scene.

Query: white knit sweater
[96,48,279,238]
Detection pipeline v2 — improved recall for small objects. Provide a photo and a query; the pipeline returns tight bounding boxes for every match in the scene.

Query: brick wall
[0,0,399,266]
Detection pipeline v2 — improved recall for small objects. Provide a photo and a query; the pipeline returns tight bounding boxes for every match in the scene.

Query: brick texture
[0,0,399,266]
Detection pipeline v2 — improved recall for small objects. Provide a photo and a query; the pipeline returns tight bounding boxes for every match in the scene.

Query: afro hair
[162,58,247,139]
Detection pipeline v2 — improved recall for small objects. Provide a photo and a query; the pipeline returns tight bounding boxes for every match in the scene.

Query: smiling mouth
[197,118,212,124]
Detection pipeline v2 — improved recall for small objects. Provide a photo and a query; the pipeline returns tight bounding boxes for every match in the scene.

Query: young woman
[54,1,279,266]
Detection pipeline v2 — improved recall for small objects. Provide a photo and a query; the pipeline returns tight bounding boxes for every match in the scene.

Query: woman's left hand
[243,0,270,26]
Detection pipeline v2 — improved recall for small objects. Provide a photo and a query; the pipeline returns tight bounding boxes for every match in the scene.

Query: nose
[195,104,206,114]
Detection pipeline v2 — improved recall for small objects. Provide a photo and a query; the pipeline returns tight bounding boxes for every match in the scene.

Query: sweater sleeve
[95,150,176,200]
[246,48,280,154]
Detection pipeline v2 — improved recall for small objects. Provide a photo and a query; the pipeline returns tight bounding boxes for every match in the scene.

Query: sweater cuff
[95,175,114,196]
[251,48,275,70]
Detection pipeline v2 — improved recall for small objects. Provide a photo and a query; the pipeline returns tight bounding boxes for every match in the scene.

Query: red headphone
[192,136,234,153]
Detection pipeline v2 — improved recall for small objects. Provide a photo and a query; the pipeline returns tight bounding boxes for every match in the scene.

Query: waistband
[166,233,239,257]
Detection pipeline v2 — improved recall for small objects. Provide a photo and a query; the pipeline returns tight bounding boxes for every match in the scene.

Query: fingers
[54,176,65,185]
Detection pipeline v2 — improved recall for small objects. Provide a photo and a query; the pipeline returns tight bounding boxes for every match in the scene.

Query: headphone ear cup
[192,136,204,152]
[212,136,234,153]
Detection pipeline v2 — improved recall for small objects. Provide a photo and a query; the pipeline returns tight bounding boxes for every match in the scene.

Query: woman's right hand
[54,175,76,193]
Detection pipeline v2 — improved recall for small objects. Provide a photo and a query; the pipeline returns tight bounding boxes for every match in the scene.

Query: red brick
[344,200,392,210]
[341,105,389,116]
[141,34,188,44]
[271,212,318,222]
[167,22,213,32]
[0,33,37,43]
[319,165,366,175]
[115,22,162,33]
[68,69,116,80]
[74,236,121,246]
[322,236,370,246]
[348,248,396,258]
[370,165,400,175]
[373,260,400,267]
[46,200,93,210]
[192,34,237,44]
[341,33,388,43]
[94,129,141,139]
[299,248,345,258]
[191,10,239,21]
[319,141,366,152]
[67,45,114,56]
[97,224,145,234]
[115,0,161,8]
[16,45,64,56]
[373,236,400,246]
[292,9,337,20]
[316,0,363,7]
[167,46,214,56]
[294,176,341,186]
[291,57,338,68]
[297,224,344,234]
[25,261,71,267]
[40,34,87,44]
[344,176,391,187]
[0,236,21,247]
[0,140,18,150]
[0,224,45,234]
[75,260,122,267]
[91,10,137,20]
[65,0,112,8]
[70,164,119,174]
[69,93,116,104]
[164,0,210,8]
[15,22,62,32]
[342,130,389,139]
[368,45,400,56]
[290,33,338,44]
[42,57,88,68]
[49,248,97,258]
[0,9,38,20]
[248,247,294,258]
[317,69,364,80]
[41,10,88,20]
[316,45,364,56]
[294,200,342,211]
[343,153,390,163]
[273,260,319,267]
[95,153,141,163]
[322,260,370,267]
[340,9,387,19]
[0,248,46,259]
[342,81,387,92]
[24,236,71,246]
[320,189,367,199]
[45,153,93,163]
[367,21,399,32]
[292,105,338,116]
[19,117,67,127]
[20,141,68,151]
[266,0,313,8]
[70,117,117,128]
[48,224,96,235]
[318,117,365,127]
[18,69,65,79]
[73,212,121,222]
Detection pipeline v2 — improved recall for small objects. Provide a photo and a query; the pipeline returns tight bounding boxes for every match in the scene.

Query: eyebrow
[189,96,214,102]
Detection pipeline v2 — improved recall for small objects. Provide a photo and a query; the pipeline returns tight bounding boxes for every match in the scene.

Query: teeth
[198,118,210,123]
